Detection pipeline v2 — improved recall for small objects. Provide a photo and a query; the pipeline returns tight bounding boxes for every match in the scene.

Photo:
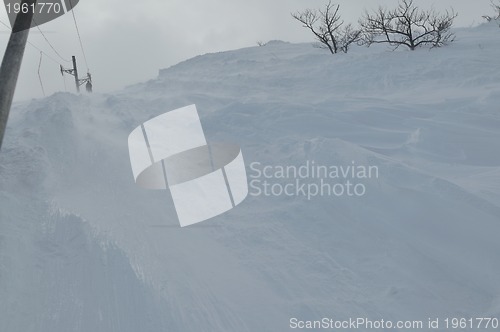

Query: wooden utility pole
[0,0,37,150]
[72,55,79,93]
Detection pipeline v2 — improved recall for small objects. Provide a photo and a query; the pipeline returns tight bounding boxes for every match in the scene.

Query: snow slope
[1,23,500,331]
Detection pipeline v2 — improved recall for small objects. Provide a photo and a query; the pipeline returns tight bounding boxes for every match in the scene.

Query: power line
[33,20,71,63]
[37,51,46,96]
[1,18,71,95]
[1,3,93,94]
[0,19,12,30]
[68,0,89,71]
[0,19,63,66]
[28,40,63,65]
[2,3,92,70]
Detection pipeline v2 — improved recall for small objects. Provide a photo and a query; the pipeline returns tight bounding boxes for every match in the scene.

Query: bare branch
[360,0,457,51]
[292,1,361,54]
[484,0,500,22]
[494,0,500,19]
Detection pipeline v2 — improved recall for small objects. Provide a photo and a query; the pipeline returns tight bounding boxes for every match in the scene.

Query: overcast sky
[0,0,495,101]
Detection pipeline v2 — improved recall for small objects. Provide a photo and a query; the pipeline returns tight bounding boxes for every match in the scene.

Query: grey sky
[0,0,495,101]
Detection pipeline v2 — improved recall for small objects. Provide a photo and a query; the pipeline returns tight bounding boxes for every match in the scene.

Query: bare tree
[360,0,457,51]
[292,1,361,54]
[339,24,362,53]
[483,0,500,22]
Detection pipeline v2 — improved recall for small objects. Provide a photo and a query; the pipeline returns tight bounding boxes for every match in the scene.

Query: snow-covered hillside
[1,23,500,331]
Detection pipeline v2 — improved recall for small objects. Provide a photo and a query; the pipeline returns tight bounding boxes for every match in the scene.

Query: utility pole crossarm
[60,56,92,93]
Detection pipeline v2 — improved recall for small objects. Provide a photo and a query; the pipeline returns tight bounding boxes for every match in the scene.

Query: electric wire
[1,2,93,91]
[34,20,71,63]
[0,18,63,66]
[1,18,69,94]
[37,51,46,96]
[68,0,89,72]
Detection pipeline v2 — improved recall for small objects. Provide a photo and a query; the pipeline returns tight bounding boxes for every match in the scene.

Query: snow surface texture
[1,23,500,331]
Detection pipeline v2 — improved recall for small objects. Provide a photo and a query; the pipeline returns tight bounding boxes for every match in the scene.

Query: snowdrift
[1,23,500,331]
